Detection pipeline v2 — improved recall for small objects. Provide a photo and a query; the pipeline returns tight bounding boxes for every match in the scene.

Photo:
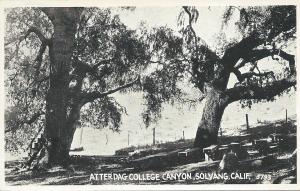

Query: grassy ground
[5,118,297,185]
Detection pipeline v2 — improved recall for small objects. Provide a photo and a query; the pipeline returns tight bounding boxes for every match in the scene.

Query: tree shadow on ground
[5,118,297,185]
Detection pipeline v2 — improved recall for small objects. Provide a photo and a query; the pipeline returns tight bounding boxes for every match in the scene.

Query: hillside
[5,118,297,185]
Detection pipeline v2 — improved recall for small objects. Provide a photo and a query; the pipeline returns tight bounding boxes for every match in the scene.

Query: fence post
[246,114,249,130]
[286,109,288,124]
[128,131,130,146]
[153,128,155,145]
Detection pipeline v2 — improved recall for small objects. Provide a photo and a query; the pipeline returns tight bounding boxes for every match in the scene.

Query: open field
[68,92,296,156]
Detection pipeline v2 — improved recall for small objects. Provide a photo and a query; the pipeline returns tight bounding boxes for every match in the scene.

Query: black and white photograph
[1,1,298,189]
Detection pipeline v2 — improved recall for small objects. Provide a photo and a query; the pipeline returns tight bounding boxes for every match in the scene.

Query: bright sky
[115,7,296,89]
[116,7,239,50]
[115,6,242,88]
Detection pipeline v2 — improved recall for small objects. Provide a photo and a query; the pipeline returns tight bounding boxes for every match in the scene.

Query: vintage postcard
[0,0,299,190]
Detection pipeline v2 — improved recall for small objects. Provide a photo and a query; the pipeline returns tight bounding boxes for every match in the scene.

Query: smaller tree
[141,5,296,150]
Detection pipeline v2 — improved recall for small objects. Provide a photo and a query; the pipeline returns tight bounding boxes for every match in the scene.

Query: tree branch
[234,48,295,76]
[222,32,264,69]
[230,45,296,100]
[5,26,50,48]
[5,112,45,133]
[81,77,140,104]
[183,6,198,54]
[235,49,271,69]
[24,26,49,43]
[274,49,296,74]
[233,68,274,82]
[233,48,294,87]
[225,76,296,104]
[32,42,48,84]
[222,9,295,69]
[25,112,45,124]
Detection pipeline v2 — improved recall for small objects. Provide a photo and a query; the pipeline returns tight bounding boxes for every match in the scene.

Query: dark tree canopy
[4,8,160,153]
[132,6,296,148]
[4,7,194,155]
[143,5,296,118]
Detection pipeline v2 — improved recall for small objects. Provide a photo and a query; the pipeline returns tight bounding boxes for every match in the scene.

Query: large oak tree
[5,7,162,165]
[189,6,296,148]
[143,6,296,150]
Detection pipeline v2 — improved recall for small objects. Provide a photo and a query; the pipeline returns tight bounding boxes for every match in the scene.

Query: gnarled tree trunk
[193,87,227,148]
[41,8,81,166]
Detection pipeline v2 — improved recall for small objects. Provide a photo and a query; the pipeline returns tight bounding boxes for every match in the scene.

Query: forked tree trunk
[193,88,227,149]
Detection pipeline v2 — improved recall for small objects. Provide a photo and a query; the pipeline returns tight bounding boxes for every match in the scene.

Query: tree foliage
[138,5,297,134]
[5,6,296,153]
[5,7,162,153]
